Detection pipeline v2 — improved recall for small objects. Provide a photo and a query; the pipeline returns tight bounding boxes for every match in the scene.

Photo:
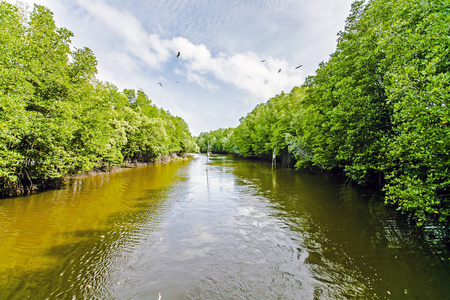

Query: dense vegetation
[197,0,449,224]
[196,128,234,154]
[0,2,198,196]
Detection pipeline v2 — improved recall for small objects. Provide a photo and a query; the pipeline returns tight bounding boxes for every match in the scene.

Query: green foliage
[288,0,449,223]
[377,0,450,223]
[0,2,198,196]
[224,0,449,224]
[196,128,234,154]
[230,87,304,159]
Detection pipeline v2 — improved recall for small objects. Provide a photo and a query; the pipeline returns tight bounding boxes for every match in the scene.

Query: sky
[10,0,355,136]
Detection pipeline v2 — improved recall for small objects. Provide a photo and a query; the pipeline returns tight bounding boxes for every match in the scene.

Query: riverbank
[0,153,189,198]
[72,153,188,178]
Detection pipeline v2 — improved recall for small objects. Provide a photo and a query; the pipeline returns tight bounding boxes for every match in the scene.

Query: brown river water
[0,154,449,299]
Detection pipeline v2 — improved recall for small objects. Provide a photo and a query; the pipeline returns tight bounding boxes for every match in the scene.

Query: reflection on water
[230,157,450,298]
[0,160,189,299]
[0,154,448,299]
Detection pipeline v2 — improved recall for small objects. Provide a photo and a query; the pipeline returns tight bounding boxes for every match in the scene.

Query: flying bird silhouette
[177,51,180,58]
[295,65,302,69]
[278,69,281,73]
[261,59,266,62]
[157,83,162,87]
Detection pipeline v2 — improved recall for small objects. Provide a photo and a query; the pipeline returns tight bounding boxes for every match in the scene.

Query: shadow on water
[220,155,450,299]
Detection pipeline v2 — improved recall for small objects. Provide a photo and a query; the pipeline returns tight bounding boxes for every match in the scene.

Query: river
[0,154,449,299]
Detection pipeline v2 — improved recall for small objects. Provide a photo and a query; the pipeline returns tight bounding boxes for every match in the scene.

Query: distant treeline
[0,2,199,196]
[196,0,449,225]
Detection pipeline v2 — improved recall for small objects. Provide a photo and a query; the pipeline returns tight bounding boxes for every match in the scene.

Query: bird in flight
[177,51,180,58]
[261,59,266,62]
[157,83,162,87]
[295,65,302,69]
[278,69,281,73]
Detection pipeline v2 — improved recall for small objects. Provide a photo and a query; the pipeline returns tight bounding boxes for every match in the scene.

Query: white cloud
[73,0,305,103]
[184,70,219,90]
[8,0,354,135]
[75,0,173,69]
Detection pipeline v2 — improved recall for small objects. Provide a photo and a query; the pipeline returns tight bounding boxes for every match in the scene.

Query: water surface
[0,154,448,299]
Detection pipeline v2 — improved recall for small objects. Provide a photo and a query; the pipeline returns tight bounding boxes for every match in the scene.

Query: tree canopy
[198,0,449,225]
[0,2,198,196]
